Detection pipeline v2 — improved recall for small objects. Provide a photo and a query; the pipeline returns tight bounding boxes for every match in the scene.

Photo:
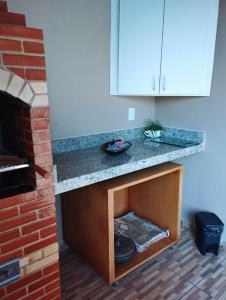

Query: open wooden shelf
[61,162,183,284]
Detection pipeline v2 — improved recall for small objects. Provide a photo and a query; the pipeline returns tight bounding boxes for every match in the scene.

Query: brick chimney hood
[0,1,62,299]
[0,5,48,107]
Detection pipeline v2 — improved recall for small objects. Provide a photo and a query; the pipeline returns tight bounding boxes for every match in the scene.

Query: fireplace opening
[0,92,36,199]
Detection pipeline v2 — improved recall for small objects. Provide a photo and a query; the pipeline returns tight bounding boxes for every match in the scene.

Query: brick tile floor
[60,228,226,300]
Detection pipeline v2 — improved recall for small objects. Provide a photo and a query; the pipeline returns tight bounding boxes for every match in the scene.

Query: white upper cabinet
[160,0,219,96]
[118,0,164,95]
[110,0,219,96]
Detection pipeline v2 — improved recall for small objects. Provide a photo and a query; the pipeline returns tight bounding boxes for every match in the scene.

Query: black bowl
[115,235,136,264]
[101,140,132,155]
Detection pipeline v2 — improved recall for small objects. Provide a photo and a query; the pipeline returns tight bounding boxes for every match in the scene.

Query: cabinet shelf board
[115,237,177,281]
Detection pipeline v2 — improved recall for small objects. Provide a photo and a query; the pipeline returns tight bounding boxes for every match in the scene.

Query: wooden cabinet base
[61,162,183,284]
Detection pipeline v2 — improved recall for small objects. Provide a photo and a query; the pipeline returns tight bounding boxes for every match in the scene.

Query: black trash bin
[195,212,224,256]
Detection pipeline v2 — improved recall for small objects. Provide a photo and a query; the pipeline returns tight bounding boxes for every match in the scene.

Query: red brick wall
[0,25,46,81]
[0,262,61,300]
[0,1,61,299]
[0,106,61,300]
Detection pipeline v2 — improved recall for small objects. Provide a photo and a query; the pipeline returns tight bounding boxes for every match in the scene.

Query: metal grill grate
[0,163,30,173]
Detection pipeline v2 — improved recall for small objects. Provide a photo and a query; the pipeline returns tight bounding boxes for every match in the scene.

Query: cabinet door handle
[152,76,156,91]
[162,76,166,91]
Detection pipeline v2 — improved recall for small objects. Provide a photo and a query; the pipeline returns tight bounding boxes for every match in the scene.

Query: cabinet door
[160,0,219,96]
[118,0,164,95]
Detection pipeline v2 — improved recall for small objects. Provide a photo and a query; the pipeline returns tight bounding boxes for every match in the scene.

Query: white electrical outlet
[128,108,135,121]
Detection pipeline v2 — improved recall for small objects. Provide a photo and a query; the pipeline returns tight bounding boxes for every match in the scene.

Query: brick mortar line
[21,38,24,53]
[0,205,19,213]
[19,200,55,212]
[22,151,53,159]
[37,213,56,222]
[9,115,50,121]
[11,115,50,123]
[11,133,51,143]
[0,149,53,159]
[0,36,43,42]
[10,124,51,132]
[40,223,57,230]
[18,201,56,215]
[22,240,58,258]
[0,210,37,226]
[4,65,45,69]
[0,246,21,258]
[0,231,40,249]
[1,51,45,57]
[45,277,60,287]
[44,285,61,297]
[4,286,27,299]
[2,129,50,137]
[22,123,50,129]
[0,195,37,209]
[24,254,59,275]
[12,223,57,239]
[0,209,35,219]
[20,287,45,300]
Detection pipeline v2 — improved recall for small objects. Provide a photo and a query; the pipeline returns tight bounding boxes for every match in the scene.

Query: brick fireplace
[0,1,61,299]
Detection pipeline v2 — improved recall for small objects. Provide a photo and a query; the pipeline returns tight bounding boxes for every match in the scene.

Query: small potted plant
[144,120,164,139]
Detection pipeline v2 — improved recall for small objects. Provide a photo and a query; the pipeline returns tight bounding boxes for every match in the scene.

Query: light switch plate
[128,108,135,121]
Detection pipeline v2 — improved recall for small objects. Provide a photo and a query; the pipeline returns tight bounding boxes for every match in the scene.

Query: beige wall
[8,0,155,139]
[9,0,226,243]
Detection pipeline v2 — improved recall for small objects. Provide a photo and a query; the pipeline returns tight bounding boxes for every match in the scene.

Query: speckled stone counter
[53,127,205,195]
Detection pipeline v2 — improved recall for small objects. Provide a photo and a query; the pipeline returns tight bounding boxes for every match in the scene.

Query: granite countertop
[53,127,205,195]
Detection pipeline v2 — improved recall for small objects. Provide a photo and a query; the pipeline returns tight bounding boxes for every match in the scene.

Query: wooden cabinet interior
[61,162,183,284]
